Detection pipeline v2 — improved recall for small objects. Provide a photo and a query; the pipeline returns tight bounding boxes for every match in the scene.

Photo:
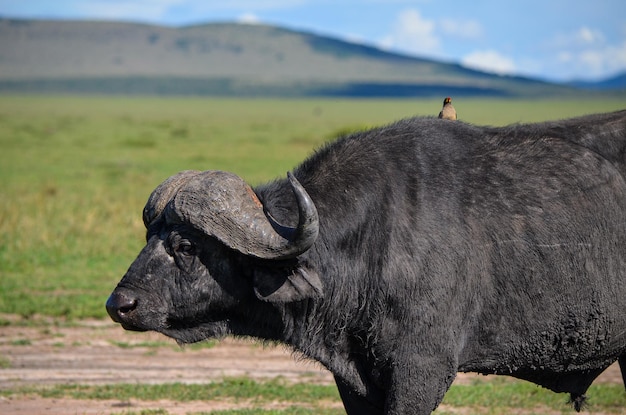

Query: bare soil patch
[1,319,623,414]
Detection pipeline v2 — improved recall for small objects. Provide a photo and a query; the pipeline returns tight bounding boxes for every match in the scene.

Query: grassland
[2,377,626,414]
[1,95,624,319]
[1,95,625,414]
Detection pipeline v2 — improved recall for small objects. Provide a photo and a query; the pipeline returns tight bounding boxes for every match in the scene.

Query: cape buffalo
[107,110,626,414]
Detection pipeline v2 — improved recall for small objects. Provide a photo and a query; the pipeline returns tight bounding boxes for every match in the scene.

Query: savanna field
[1,95,626,414]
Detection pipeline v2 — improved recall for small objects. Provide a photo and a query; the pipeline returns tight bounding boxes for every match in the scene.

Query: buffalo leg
[386,354,457,415]
[619,354,626,391]
[335,377,384,415]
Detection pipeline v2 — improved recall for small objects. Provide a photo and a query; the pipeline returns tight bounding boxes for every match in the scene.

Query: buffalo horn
[143,170,202,228]
[164,170,319,259]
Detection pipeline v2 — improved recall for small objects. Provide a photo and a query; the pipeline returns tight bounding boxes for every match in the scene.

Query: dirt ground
[0,318,623,414]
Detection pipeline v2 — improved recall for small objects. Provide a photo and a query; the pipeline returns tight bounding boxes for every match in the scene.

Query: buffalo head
[106,170,322,343]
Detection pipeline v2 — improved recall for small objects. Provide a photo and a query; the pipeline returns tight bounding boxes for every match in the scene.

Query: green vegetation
[195,410,341,415]
[109,339,217,350]
[109,340,175,349]
[9,338,32,346]
[1,378,625,414]
[1,95,624,320]
[2,378,340,403]
[443,381,626,413]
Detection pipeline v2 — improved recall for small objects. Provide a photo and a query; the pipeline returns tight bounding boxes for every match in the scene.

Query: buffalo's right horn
[143,170,202,228]
[162,170,319,260]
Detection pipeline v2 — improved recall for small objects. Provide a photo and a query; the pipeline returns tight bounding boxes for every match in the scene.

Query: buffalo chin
[160,321,230,344]
[119,322,149,332]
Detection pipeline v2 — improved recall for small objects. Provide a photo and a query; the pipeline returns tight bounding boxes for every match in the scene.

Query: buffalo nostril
[106,291,138,322]
[118,299,137,315]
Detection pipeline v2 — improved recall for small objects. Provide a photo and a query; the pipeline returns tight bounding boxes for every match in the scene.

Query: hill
[569,72,626,91]
[0,18,613,97]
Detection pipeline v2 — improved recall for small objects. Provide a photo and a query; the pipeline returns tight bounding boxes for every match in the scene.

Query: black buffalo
[107,110,626,414]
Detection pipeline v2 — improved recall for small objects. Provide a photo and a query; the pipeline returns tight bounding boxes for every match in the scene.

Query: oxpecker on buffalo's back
[438,97,457,120]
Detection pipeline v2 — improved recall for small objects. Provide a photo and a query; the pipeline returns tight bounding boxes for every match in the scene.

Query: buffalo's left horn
[163,170,319,260]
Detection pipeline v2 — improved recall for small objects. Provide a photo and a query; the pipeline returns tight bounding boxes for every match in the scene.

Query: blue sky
[2,0,625,82]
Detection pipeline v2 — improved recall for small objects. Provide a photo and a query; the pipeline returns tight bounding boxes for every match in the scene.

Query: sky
[1,0,625,82]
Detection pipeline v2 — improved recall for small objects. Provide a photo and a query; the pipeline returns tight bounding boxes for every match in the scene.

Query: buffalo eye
[165,231,198,259]
[176,240,196,256]
[169,235,199,272]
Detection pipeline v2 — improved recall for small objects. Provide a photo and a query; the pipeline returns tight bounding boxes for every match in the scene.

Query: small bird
[438,97,457,120]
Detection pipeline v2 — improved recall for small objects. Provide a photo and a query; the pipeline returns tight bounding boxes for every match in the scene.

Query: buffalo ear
[253,264,323,303]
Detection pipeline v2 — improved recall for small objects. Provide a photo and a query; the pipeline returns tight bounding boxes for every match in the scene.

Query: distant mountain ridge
[568,72,626,90]
[0,18,621,97]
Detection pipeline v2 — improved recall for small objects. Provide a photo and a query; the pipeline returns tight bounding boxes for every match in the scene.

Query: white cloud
[439,18,484,40]
[547,26,606,49]
[379,9,485,59]
[574,40,626,78]
[201,0,306,9]
[237,13,261,24]
[514,57,544,78]
[74,0,186,21]
[576,26,604,44]
[544,26,626,80]
[72,0,305,22]
[343,33,366,44]
[379,9,440,56]
[461,50,517,75]
[556,51,573,64]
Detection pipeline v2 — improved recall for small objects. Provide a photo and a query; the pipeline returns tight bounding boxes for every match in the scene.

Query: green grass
[197,410,342,415]
[109,339,217,350]
[442,381,626,413]
[109,340,175,349]
[0,95,624,320]
[13,377,339,402]
[0,378,343,414]
[9,338,32,346]
[1,377,625,414]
